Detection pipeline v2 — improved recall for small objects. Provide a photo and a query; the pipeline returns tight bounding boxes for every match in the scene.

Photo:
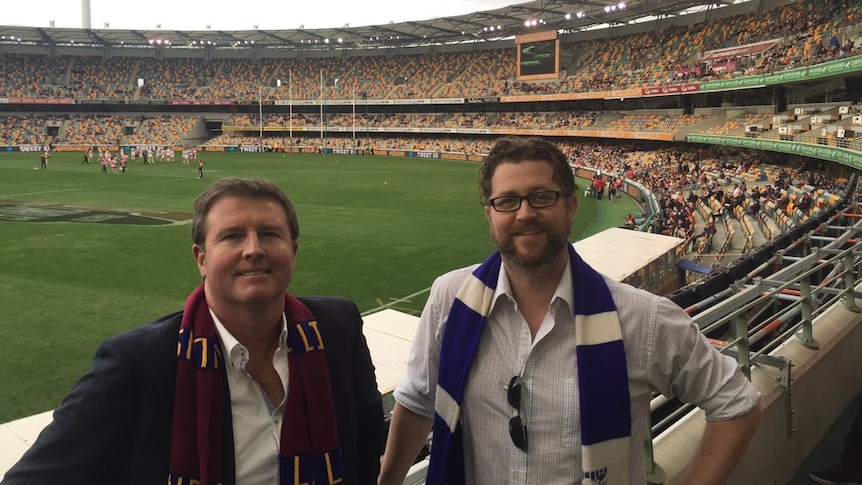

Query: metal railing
[644,176,861,483]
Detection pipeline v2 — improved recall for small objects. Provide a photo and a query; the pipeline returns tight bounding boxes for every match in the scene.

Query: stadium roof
[0,1,732,50]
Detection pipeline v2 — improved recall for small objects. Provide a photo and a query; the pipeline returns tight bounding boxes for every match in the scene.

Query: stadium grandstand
[3,0,862,483]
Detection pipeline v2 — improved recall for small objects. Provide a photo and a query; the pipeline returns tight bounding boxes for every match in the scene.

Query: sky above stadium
[3,0,529,30]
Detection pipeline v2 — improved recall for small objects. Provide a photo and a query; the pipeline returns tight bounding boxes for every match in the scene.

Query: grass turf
[0,150,640,421]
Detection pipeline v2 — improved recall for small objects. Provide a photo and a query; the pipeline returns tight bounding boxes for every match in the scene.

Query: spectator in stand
[797,192,813,214]
[745,198,761,217]
[692,218,717,252]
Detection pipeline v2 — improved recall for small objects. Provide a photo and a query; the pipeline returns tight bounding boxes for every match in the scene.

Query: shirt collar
[489,249,575,315]
[211,308,289,370]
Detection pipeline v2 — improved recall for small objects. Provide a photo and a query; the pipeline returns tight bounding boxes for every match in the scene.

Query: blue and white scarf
[427,244,631,485]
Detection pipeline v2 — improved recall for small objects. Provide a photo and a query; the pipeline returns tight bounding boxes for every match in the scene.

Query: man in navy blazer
[2,178,384,485]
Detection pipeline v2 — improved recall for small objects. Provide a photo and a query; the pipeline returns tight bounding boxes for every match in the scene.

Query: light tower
[81,0,92,28]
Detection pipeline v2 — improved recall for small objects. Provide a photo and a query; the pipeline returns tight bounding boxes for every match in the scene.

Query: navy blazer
[1,296,384,485]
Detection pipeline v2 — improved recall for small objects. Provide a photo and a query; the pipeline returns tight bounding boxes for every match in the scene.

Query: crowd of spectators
[3,106,857,153]
[223,111,602,132]
[0,114,200,147]
[556,138,846,249]
[670,0,862,84]
[2,0,860,102]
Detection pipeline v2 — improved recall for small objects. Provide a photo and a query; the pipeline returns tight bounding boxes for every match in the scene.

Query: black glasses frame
[507,375,528,451]
[488,191,566,213]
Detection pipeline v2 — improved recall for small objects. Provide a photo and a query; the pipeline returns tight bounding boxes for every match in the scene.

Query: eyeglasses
[507,375,528,451]
[488,191,566,213]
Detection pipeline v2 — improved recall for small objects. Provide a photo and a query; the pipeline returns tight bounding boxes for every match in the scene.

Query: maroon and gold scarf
[168,285,343,485]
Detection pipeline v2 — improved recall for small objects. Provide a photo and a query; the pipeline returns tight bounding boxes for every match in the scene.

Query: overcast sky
[3,0,529,30]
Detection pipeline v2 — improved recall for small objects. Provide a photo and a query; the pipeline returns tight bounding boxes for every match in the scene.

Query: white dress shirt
[213,310,290,485]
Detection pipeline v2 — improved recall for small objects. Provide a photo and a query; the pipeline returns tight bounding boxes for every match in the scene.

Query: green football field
[0,150,640,421]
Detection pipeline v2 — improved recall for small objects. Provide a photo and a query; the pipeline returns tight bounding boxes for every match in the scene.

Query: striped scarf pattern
[169,285,343,485]
[427,244,631,485]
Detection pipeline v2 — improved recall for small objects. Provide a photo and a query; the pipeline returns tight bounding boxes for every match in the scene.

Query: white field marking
[361,287,431,316]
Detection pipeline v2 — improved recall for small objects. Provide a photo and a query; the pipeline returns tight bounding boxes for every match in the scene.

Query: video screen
[518,39,557,76]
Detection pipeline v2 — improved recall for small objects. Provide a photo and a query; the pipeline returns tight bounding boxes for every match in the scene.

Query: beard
[495,225,570,269]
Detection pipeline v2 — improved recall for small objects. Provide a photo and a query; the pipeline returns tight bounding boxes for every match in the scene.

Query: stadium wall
[183,118,210,146]
[654,298,862,485]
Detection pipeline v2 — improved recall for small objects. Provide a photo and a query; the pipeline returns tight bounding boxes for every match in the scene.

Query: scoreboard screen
[515,31,559,81]
[518,39,557,76]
